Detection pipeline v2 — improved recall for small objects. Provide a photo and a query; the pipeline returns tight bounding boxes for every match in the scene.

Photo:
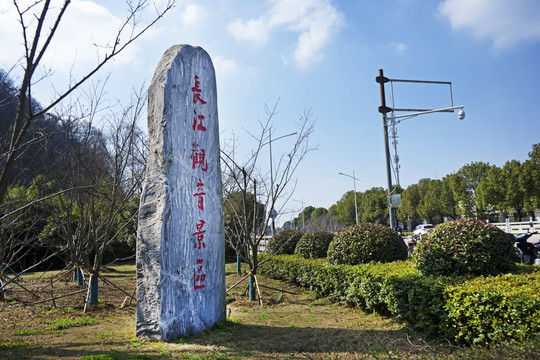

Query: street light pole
[376,69,465,231]
[338,171,359,224]
[264,130,297,235]
[376,69,396,230]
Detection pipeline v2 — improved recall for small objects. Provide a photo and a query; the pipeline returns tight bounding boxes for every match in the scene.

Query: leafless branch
[0,0,175,208]
[220,100,317,276]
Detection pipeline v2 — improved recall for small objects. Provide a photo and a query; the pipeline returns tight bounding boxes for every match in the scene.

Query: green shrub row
[295,230,334,259]
[267,229,303,255]
[258,255,540,345]
[414,218,515,276]
[328,223,408,265]
[444,271,540,344]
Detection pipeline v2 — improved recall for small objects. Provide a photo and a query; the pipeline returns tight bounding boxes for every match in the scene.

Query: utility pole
[376,69,465,231]
[376,69,396,230]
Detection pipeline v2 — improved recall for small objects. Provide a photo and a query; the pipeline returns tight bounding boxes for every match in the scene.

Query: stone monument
[136,45,226,341]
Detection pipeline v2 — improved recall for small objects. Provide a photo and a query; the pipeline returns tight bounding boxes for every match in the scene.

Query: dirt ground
[0,262,538,360]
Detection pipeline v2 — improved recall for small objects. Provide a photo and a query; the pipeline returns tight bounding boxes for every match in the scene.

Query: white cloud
[180,3,209,28]
[227,0,344,69]
[0,0,139,77]
[213,56,239,74]
[212,56,257,80]
[389,42,409,55]
[56,1,135,64]
[439,0,540,49]
[228,18,270,46]
[378,42,409,56]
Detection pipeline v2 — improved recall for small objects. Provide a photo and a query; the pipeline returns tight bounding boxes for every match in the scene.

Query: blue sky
[1,0,540,225]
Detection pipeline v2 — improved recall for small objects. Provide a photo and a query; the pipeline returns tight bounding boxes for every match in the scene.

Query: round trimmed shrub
[294,231,335,259]
[327,223,408,265]
[267,229,304,255]
[413,218,515,276]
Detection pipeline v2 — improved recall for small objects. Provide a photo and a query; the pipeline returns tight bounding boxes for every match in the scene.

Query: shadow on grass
[181,322,436,357]
[0,340,140,360]
[3,324,539,359]
[0,324,427,359]
[185,323,540,359]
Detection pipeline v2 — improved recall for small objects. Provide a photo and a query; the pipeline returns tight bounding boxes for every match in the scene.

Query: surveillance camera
[458,109,465,120]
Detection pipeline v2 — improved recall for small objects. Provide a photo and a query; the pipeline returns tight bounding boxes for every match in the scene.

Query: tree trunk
[248,275,255,301]
[76,262,84,286]
[88,273,99,305]
[248,243,259,301]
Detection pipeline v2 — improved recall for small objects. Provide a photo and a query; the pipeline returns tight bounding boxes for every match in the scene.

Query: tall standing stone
[136,45,225,341]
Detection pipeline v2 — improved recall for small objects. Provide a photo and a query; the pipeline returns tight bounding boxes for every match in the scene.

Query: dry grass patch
[0,262,538,359]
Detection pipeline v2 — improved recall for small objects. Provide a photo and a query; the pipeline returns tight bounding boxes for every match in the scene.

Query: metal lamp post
[339,171,359,224]
[376,69,465,230]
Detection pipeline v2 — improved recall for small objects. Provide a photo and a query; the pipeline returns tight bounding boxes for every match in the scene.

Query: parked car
[413,224,435,240]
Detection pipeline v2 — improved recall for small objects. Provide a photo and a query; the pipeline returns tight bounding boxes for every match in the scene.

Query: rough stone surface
[136,45,226,341]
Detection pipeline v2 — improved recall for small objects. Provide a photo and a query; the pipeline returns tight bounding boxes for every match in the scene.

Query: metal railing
[490,219,540,234]
[257,236,272,253]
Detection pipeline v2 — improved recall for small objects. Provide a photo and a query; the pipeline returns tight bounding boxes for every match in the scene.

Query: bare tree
[221,101,316,300]
[48,84,148,305]
[0,0,174,208]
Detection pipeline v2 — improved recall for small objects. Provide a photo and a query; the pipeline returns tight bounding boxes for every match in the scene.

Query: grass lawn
[0,262,537,359]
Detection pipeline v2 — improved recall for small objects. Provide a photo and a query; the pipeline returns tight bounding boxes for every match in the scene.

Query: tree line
[285,145,540,231]
[0,0,174,305]
[1,64,314,303]
[1,68,147,291]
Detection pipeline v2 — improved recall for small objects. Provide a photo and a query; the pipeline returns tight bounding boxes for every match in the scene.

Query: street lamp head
[458,109,465,120]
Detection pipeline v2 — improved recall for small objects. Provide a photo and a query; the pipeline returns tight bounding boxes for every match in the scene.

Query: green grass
[128,338,146,349]
[98,332,113,339]
[14,329,46,336]
[256,312,270,321]
[177,355,236,360]
[81,351,235,360]
[49,315,98,330]
[41,308,60,316]
[0,339,41,350]
[81,353,168,360]
[81,354,121,360]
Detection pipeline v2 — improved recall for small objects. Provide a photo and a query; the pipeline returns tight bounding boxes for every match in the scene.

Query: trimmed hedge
[327,223,408,265]
[294,231,335,259]
[444,271,540,345]
[414,218,515,276]
[258,255,540,345]
[267,229,303,255]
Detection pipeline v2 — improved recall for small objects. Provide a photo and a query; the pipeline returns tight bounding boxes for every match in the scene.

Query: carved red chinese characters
[191,74,208,290]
